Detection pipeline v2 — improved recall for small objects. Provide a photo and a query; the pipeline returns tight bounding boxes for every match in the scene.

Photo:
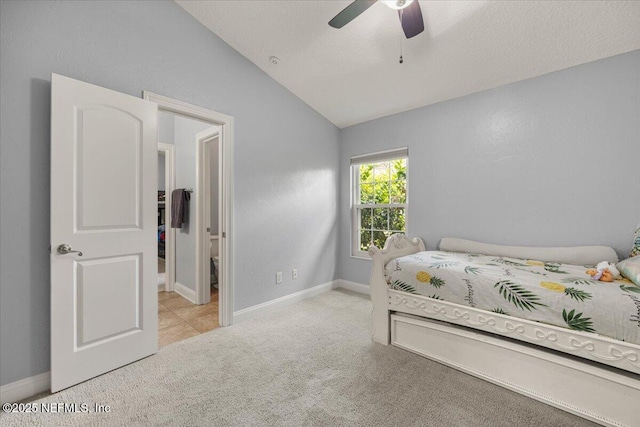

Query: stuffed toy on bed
[587,261,621,282]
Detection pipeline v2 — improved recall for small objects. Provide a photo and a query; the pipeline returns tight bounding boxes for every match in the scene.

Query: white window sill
[350,254,372,261]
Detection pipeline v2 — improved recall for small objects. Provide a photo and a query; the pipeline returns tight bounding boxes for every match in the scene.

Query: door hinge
[207,227,210,233]
[48,245,51,253]
[222,232,226,238]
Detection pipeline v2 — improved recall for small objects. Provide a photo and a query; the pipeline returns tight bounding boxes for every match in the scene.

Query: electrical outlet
[292,269,298,280]
[276,272,282,284]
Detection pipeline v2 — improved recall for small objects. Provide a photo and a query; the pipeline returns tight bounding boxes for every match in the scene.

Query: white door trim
[143,92,234,327]
[158,142,175,292]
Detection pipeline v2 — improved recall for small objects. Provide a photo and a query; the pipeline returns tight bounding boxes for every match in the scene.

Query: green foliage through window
[355,158,407,252]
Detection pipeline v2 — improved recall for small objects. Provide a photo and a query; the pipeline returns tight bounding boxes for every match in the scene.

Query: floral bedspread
[385,251,640,345]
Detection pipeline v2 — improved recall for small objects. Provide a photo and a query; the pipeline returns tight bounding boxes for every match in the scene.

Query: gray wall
[0,1,339,386]
[338,50,640,285]
[158,154,165,192]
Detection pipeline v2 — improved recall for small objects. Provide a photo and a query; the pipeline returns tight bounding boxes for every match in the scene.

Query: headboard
[368,234,426,267]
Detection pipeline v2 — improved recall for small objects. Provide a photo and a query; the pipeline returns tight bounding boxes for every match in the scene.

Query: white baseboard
[335,279,370,295]
[233,279,370,324]
[174,281,197,304]
[233,280,337,323]
[0,372,50,404]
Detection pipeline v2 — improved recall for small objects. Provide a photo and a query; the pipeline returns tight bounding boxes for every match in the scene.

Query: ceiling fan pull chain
[399,9,404,64]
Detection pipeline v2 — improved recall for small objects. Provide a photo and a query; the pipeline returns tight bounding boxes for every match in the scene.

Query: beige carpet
[1,290,593,426]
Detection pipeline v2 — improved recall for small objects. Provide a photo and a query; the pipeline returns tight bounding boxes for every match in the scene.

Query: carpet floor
[1,289,593,426]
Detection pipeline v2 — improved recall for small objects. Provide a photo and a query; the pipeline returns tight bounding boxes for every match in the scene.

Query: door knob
[57,244,83,256]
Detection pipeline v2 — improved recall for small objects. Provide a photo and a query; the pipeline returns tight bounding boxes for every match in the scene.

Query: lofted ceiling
[176,1,640,129]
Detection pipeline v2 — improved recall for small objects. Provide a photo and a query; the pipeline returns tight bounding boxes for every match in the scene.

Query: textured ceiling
[176,1,640,128]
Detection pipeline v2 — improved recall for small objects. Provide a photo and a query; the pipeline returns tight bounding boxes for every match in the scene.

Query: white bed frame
[369,234,640,427]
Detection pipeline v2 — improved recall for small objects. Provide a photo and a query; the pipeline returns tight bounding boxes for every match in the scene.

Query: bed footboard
[368,234,425,344]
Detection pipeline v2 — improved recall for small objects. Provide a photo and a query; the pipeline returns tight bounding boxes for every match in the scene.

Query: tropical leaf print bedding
[385,251,640,345]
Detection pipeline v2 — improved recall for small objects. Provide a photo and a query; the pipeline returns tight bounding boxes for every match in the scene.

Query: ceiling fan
[329,0,424,39]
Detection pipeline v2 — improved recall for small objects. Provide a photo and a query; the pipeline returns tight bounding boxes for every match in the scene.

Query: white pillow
[617,257,640,287]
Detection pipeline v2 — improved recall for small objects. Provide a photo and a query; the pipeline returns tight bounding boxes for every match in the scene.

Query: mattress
[385,251,640,345]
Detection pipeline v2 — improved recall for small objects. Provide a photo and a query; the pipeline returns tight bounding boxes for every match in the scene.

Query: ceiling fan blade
[329,0,377,29]
[398,1,424,38]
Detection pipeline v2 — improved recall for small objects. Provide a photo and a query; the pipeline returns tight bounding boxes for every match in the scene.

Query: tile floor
[158,287,219,347]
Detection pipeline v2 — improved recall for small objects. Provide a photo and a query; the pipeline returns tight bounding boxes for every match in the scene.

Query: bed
[369,234,640,427]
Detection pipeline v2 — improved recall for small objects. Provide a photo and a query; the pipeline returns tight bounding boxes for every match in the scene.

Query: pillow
[630,223,640,258]
[617,257,640,287]
[439,237,618,265]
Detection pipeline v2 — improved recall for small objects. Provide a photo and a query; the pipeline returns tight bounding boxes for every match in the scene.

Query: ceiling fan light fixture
[380,0,414,10]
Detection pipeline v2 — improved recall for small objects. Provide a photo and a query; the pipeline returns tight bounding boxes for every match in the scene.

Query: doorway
[155,116,221,346]
[196,128,220,306]
[145,92,234,342]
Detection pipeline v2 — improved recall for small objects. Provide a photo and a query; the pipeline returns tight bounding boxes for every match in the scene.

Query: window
[351,148,408,257]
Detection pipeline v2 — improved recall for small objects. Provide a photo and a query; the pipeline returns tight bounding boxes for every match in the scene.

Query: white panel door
[50,74,158,392]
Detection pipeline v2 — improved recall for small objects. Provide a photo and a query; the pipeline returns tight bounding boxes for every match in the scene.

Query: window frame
[350,148,408,259]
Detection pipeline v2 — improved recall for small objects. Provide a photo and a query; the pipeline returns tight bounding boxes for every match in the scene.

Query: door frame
[143,92,235,327]
[196,128,219,305]
[158,142,176,292]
